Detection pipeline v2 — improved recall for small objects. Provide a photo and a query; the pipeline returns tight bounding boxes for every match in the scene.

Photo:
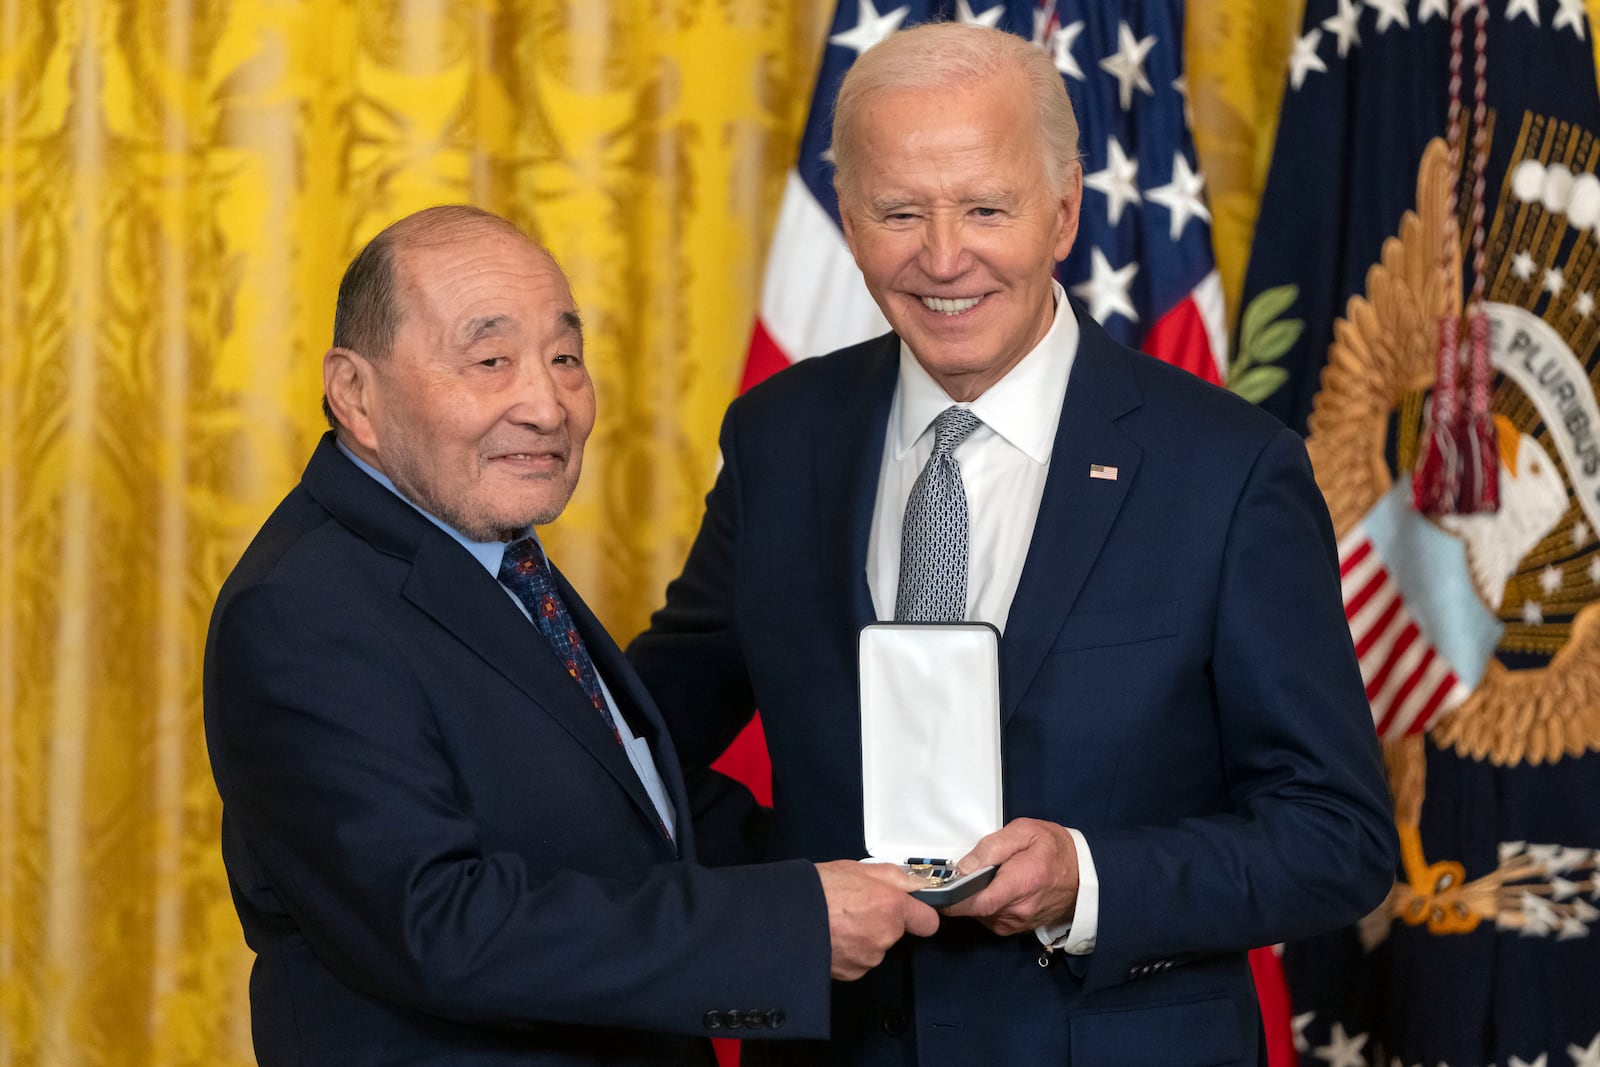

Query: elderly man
[629,23,1397,1066]
[203,205,937,1066]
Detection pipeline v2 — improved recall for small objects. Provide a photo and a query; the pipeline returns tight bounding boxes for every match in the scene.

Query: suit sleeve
[1077,426,1398,994]
[205,572,831,1037]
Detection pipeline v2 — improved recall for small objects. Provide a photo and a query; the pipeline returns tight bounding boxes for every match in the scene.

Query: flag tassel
[1414,313,1461,516]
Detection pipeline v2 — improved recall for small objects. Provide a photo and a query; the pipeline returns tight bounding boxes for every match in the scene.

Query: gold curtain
[0,0,1496,1062]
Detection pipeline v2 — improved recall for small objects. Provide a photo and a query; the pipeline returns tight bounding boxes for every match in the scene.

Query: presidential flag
[1237,1,1600,1064]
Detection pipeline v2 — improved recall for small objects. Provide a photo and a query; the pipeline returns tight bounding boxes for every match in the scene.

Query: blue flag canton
[1051,0,1215,347]
[796,1,1215,351]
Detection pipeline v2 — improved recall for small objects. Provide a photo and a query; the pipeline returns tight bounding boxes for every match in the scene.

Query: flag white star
[1322,0,1363,58]
[1313,1021,1369,1067]
[829,0,909,57]
[1589,555,1600,586]
[955,0,1004,28]
[1368,0,1411,32]
[1578,291,1596,316]
[1523,598,1545,625]
[1171,72,1195,125]
[1084,137,1141,224]
[1292,1011,1316,1053]
[1542,564,1564,595]
[1050,20,1086,80]
[1071,247,1139,325]
[1514,250,1538,280]
[1289,29,1328,91]
[1147,152,1211,240]
[1031,4,1051,45]
[1099,21,1157,111]
[1569,1031,1600,1067]
[1508,0,1542,24]
[1420,0,1450,19]
[1556,0,1589,38]
[1546,268,1567,295]
[1509,1055,1548,1067]
[1573,518,1591,546]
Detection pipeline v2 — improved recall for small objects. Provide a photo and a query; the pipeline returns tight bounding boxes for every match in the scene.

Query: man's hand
[815,861,940,980]
[944,818,1080,936]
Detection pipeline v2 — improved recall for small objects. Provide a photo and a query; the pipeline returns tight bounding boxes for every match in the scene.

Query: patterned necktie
[498,538,621,745]
[895,406,984,623]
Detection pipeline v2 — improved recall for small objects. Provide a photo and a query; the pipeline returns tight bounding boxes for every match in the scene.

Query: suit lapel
[815,335,900,636]
[1001,310,1144,722]
[400,539,671,848]
[302,436,672,851]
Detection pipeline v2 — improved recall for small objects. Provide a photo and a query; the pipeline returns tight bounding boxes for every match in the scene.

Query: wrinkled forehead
[391,229,579,340]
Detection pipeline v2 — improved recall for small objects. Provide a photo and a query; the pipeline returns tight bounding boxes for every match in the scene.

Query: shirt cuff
[1033,827,1099,955]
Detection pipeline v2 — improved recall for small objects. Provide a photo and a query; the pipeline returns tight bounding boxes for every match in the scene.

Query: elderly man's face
[838,70,1079,402]
[361,230,596,540]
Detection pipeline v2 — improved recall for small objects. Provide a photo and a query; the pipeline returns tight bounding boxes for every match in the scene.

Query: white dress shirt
[864,282,1097,954]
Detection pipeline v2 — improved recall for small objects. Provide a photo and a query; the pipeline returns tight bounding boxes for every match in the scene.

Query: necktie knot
[931,406,983,458]
[498,538,612,724]
[500,537,547,581]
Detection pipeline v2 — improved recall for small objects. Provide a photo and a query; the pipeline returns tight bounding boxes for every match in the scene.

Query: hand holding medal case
[858,622,1002,905]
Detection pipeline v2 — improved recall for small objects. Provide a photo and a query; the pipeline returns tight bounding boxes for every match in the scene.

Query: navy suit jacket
[204,435,832,1066]
[629,306,1398,1066]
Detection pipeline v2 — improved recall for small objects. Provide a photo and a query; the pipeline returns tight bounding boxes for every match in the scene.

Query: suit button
[882,1009,907,1036]
[703,1010,722,1030]
[724,1009,743,1030]
[742,1009,767,1029]
[766,1009,786,1030]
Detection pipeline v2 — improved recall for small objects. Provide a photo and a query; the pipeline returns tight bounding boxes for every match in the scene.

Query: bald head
[830,22,1081,202]
[333,205,535,362]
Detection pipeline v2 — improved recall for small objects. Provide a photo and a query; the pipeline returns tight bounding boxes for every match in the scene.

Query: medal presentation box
[858,622,1002,906]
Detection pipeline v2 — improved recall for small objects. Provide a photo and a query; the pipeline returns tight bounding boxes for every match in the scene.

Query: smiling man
[203,205,937,1066]
[630,22,1397,1067]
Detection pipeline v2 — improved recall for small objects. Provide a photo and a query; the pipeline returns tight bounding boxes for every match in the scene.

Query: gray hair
[830,21,1081,201]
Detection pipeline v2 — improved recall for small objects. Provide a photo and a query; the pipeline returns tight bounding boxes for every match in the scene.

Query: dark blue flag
[1239,2,1600,1064]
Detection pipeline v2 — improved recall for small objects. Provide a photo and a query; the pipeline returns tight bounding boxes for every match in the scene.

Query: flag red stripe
[1382,646,1439,735]
[1365,621,1419,702]
[1249,947,1296,1067]
[1406,671,1461,737]
[1344,567,1389,620]
[1339,539,1373,577]
[1142,295,1222,384]
[1353,595,1402,659]
[741,319,795,393]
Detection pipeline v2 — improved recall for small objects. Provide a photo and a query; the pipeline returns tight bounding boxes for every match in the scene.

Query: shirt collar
[336,439,533,578]
[891,280,1078,464]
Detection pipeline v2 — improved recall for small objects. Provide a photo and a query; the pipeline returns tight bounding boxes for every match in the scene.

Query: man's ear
[323,347,380,453]
[835,186,864,267]
[1052,163,1083,263]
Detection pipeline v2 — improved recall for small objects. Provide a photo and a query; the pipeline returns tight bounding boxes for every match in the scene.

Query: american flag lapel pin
[1089,464,1118,481]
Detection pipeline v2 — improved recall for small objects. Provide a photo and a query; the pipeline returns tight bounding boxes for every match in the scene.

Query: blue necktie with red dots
[498,537,620,745]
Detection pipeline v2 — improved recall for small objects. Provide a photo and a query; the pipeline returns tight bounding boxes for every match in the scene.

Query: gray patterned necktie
[894,406,984,622]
